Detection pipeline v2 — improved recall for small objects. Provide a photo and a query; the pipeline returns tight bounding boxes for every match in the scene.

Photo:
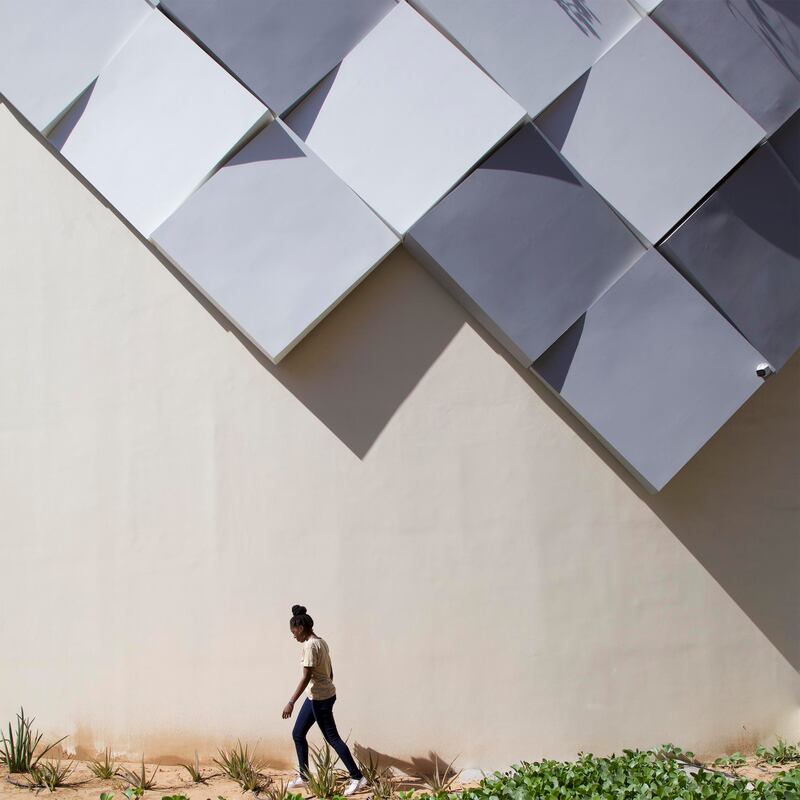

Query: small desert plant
[757,738,800,765]
[89,747,119,779]
[24,759,76,791]
[713,752,747,770]
[356,752,383,787]
[100,793,115,800]
[261,779,304,800]
[419,756,460,796]
[162,795,190,800]
[123,788,143,800]
[306,743,343,799]
[239,767,271,793]
[0,707,67,773]
[181,750,210,783]
[214,741,269,793]
[369,769,395,800]
[356,752,394,800]
[118,756,161,790]
[658,743,698,764]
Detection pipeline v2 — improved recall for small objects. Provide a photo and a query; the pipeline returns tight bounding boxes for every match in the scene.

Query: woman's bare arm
[282,667,313,718]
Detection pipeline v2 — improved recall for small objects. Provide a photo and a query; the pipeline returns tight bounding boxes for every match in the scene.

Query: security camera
[756,362,774,379]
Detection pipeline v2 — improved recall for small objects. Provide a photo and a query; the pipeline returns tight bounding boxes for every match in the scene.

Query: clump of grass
[306,743,343,799]
[419,757,460,796]
[118,756,161,790]
[181,750,211,784]
[89,747,119,779]
[214,741,269,793]
[757,738,800,765]
[24,759,76,791]
[0,707,67,773]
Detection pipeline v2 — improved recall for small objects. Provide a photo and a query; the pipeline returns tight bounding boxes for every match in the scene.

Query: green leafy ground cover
[419,748,800,800]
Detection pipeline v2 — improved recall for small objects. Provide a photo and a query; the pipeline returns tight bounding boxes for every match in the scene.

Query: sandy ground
[0,759,433,800]
[0,753,796,800]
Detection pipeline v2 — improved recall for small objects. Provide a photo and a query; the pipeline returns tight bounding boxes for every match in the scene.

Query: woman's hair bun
[292,605,307,616]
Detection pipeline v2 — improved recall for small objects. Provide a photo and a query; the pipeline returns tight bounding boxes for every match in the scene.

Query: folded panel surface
[770,108,800,182]
[285,1,525,234]
[536,18,765,243]
[533,249,766,492]
[659,143,800,371]
[159,0,396,115]
[406,124,645,367]
[152,121,399,363]
[0,0,152,132]
[412,0,638,117]
[48,12,270,236]
[653,0,800,135]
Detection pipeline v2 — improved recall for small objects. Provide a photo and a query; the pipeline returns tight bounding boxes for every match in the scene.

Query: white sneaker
[343,777,367,796]
[287,775,307,790]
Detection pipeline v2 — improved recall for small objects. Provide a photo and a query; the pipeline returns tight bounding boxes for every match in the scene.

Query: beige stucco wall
[0,101,798,772]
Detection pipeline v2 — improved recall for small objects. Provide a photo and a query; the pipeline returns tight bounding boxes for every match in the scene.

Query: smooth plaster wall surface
[0,102,798,770]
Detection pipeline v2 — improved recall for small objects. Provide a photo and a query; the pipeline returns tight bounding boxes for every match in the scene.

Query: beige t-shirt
[302,637,336,701]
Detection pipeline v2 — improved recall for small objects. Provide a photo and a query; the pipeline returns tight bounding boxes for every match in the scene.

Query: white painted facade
[0,102,797,769]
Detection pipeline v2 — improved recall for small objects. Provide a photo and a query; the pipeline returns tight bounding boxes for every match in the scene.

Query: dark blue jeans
[292,695,362,780]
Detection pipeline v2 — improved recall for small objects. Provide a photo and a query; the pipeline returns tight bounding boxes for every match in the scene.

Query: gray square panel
[533,249,767,492]
[152,121,399,364]
[536,17,765,243]
[159,0,396,116]
[653,0,800,135]
[0,0,152,132]
[770,108,800,183]
[659,143,800,371]
[405,123,645,367]
[411,0,638,117]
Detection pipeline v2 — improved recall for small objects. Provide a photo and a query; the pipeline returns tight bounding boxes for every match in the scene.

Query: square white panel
[412,0,638,117]
[152,121,399,363]
[285,1,525,234]
[48,12,270,236]
[536,18,765,243]
[0,0,153,132]
[533,250,766,492]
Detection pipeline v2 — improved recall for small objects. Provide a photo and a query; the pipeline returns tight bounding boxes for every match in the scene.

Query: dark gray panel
[653,0,800,135]
[405,124,644,367]
[533,250,766,492]
[770,108,800,182]
[659,143,800,370]
[159,0,396,115]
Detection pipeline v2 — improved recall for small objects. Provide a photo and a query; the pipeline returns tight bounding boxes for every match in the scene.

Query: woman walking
[282,605,366,796]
